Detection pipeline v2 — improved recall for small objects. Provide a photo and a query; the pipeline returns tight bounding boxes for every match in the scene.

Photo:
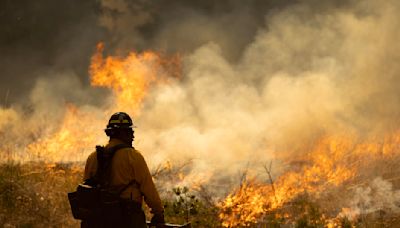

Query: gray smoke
[131,0,400,183]
[340,177,400,219]
[0,0,399,197]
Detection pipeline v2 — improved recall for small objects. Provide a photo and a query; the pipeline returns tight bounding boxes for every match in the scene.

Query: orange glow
[218,132,400,227]
[219,181,271,227]
[90,42,180,115]
[27,104,99,161]
[27,43,180,161]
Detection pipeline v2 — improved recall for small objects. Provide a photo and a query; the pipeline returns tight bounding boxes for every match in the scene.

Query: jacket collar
[107,138,127,148]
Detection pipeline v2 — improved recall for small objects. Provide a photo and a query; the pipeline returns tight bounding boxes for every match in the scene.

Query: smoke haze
[1,0,400,205]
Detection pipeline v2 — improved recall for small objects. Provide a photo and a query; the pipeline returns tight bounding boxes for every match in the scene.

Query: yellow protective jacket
[83,138,163,215]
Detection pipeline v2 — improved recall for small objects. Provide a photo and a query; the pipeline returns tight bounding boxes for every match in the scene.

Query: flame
[13,42,400,226]
[26,43,180,161]
[219,181,271,227]
[218,132,400,227]
[90,42,180,115]
[27,104,100,161]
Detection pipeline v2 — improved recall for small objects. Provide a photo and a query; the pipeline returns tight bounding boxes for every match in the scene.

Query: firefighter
[82,112,165,228]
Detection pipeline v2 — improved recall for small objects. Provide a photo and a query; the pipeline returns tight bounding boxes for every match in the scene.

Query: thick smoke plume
[134,0,400,180]
[1,0,400,219]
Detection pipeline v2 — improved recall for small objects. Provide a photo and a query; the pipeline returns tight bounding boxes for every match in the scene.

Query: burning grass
[1,42,400,227]
[217,132,400,227]
[1,133,400,228]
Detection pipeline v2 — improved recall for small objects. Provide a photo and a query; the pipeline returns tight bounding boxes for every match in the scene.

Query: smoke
[1,0,400,199]
[0,0,105,104]
[340,177,400,219]
[131,0,400,183]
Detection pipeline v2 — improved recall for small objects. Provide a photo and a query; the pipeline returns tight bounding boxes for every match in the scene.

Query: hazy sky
[0,0,339,104]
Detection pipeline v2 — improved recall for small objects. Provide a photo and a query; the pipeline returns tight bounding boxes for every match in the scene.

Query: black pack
[68,144,132,221]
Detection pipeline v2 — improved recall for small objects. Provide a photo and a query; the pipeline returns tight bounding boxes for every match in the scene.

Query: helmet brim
[105,124,137,130]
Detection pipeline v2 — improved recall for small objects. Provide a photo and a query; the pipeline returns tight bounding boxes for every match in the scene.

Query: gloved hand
[151,213,165,227]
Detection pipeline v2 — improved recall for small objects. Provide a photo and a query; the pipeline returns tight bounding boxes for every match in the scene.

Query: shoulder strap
[94,143,132,187]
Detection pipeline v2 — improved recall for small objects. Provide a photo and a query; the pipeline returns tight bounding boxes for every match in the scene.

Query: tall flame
[27,43,180,161]
[90,42,180,115]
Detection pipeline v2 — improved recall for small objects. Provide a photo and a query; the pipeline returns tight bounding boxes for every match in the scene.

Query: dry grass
[1,162,400,227]
[0,162,82,227]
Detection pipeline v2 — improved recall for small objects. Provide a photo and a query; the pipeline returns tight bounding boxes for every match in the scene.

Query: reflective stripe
[109,119,130,124]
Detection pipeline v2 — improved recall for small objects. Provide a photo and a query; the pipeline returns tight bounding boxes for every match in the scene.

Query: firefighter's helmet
[105,112,134,137]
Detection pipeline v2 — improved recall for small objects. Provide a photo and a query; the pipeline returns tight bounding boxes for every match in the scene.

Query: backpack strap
[93,143,140,196]
[94,143,132,187]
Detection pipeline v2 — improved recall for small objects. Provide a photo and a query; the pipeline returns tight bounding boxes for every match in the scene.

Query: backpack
[68,144,133,221]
